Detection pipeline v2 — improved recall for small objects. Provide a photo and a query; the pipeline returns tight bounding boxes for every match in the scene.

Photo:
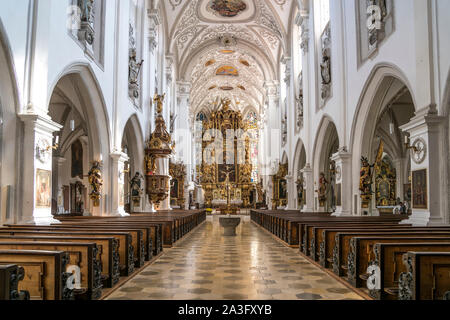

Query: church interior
[0,0,450,302]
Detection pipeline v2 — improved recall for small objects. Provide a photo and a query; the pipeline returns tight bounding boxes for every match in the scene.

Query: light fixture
[70,120,75,132]
[404,136,418,152]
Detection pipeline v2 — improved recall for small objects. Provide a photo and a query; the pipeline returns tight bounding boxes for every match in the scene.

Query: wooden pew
[0,242,102,299]
[399,252,450,300]
[298,216,407,255]
[346,235,450,287]
[368,242,450,300]
[0,264,29,300]
[0,250,73,300]
[0,229,134,277]
[333,231,450,277]
[5,225,143,269]
[53,221,162,258]
[0,235,118,288]
[304,223,410,260]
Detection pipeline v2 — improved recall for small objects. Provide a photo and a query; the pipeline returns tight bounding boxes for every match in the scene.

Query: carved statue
[153,93,166,114]
[360,157,374,197]
[145,155,157,175]
[88,161,103,206]
[79,0,94,24]
[129,48,144,99]
[296,176,304,206]
[318,172,329,206]
[130,172,144,197]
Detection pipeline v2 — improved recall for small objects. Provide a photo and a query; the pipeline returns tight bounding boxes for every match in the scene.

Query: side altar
[197,99,257,209]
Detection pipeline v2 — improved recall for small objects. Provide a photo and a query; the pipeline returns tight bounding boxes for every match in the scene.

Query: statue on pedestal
[88,161,103,207]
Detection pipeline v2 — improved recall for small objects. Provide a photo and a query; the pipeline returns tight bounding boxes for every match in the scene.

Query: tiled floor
[106,216,364,300]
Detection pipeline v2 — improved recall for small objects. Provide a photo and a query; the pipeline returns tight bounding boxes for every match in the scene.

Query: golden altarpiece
[197,100,256,209]
[271,162,288,208]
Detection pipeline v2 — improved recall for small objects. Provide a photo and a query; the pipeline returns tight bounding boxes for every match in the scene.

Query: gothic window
[357,0,395,65]
[68,0,106,66]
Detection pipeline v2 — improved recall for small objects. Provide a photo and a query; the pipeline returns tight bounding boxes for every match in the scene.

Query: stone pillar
[331,150,352,216]
[54,156,66,214]
[110,152,130,217]
[301,164,314,213]
[393,157,406,203]
[286,174,296,210]
[19,114,62,225]
[400,109,445,226]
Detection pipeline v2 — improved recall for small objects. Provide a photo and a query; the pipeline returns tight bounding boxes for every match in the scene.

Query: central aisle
[107,216,364,300]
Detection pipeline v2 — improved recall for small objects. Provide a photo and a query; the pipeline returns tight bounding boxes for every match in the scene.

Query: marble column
[18,114,62,225]
[110,151,130,217]
[399,108,445,226]
[301,164,314,213]
[286,174,296,210]
[331,150,352,216]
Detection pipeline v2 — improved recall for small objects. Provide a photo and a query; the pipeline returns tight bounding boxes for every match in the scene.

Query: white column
[54,156,67,214]
[301,164,314,213]
[331,150,352,216]
[110,152,130,217]
[19,114,62,225]
[286,174,296,210]
[400,109,445,226]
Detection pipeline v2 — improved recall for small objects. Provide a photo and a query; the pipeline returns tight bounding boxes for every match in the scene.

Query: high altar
[198,99,256,209]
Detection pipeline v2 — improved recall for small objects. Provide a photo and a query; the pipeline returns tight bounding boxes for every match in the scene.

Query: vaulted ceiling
[160,0,297,115]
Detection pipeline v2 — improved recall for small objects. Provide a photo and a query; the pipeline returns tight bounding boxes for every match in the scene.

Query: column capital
[19,113,63,134]
[110,151,129,163]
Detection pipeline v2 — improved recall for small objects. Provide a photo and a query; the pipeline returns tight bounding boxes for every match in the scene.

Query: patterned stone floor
[106,216,364,300]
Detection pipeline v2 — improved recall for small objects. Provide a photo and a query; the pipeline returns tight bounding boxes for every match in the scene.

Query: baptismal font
[145,93,174,212]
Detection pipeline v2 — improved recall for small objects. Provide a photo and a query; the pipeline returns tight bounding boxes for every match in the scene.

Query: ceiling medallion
[216,65,239,76]
[209,0,247,18]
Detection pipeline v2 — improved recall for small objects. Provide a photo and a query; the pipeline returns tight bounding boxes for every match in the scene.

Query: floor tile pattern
[107,216,363,300]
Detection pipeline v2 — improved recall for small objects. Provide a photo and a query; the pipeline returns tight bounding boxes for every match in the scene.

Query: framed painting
[412,169,427,209]
[36,169,51,208]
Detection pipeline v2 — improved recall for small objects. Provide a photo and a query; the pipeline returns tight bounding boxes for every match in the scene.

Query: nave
[106,216,362,301]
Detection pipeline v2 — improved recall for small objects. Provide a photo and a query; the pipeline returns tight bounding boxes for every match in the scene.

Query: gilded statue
[145,154,157,175]
[88,161,103,206]
[360,157,374,197]
[153,93,166,114]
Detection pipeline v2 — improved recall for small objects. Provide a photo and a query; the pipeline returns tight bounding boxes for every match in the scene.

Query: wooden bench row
[0,264,29,300]
[0,210,206,300]
[250,210,450,300]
